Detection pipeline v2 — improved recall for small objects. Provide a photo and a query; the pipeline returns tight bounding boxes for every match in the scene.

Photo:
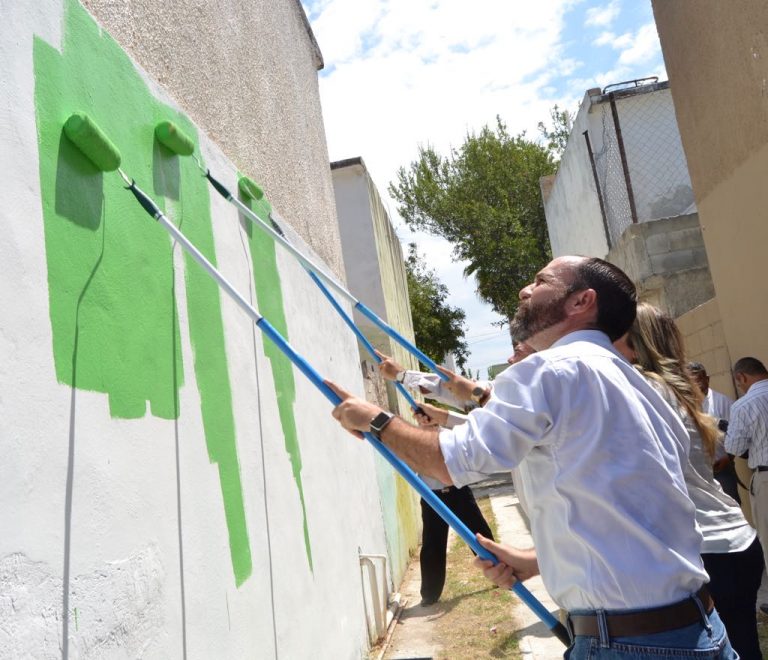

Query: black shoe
[419,597,438,607]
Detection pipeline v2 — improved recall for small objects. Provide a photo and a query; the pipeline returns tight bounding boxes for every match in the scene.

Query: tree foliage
[405,243,469,369]
[390,117,556,322]
[537,104,574,159]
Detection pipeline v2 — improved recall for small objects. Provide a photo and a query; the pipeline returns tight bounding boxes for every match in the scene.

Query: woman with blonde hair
[615,302,763,659]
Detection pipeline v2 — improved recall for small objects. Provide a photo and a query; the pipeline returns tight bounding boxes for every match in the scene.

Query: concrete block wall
[676,299,734,398]
[607,213,714,317]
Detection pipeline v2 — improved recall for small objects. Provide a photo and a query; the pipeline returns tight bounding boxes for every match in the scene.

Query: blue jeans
[564,605,737,659]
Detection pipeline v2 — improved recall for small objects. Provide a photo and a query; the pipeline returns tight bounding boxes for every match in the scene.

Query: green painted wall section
[33,0,251,585]
[242,196,313,570]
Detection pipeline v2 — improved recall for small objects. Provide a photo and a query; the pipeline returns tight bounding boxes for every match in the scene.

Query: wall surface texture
[82,0,344,280]
[543,92,610,258]
[652,0,768,364]
[0,2,391,658]
[331,160,421,589]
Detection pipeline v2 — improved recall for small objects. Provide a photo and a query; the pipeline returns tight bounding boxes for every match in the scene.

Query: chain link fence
[587,79,696,247]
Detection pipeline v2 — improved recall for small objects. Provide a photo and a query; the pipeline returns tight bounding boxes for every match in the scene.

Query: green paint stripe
[33,0,251,585]
[245,197,313,571]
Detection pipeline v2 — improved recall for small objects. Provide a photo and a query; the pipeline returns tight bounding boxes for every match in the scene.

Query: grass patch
[759,610,768,655]
[431,495,523,659]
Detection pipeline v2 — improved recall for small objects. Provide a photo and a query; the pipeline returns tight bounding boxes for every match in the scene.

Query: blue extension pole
[203,170,450,382]
[124,180,569,646]
[306,270,425,413]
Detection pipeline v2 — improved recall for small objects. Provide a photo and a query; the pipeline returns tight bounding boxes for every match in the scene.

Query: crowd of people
[327,255,768,659]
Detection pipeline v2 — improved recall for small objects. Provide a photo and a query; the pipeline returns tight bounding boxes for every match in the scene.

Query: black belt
[569,587,713,638]
[756,466,768,472]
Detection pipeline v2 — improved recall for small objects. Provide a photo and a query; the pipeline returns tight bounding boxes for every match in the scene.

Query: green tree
[405,243,469,369]
[538,104,574,159]
[390,117,556,322]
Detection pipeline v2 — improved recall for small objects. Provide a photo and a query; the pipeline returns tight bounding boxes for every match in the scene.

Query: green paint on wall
[33,0,251,585]
[242,196,313,571]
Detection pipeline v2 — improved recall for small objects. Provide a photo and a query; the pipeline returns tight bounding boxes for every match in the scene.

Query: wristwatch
[471,385,491,406]
[395,370,407,383]
[369,411,395,439]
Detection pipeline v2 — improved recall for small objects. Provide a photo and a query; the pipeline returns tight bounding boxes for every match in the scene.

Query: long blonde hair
[627,302,719,459]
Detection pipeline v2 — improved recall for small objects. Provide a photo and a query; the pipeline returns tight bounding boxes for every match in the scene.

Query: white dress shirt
[439,330,707,612]
[703,388,734,461]
[654,382,754,554]
[725,379,768,469]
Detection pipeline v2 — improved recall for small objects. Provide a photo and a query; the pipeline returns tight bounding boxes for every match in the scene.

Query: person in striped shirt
[724,356,768,611]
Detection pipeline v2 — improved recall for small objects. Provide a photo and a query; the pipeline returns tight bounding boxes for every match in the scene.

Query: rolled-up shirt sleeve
[439,359,557,487]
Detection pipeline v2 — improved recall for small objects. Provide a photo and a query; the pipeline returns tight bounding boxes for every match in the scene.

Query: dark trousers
[714,463,741,504]
[419,485,493,603]
[702,536,764,660]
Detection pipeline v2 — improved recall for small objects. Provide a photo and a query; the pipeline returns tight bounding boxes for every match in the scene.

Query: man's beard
[510,292,570,343]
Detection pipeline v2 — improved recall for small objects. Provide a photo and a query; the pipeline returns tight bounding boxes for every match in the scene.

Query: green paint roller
[238,176,264,201]
[154,120,195,156]
[63,112,121,171]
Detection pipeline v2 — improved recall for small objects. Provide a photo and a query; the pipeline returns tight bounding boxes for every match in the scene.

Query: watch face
[370,411,393,433]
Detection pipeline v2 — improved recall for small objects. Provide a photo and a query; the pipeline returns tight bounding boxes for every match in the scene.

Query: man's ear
[566,288,598,318]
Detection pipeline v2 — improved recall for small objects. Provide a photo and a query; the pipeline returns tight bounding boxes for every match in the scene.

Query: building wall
[82,0,345,280]
[331,160,421,591]
[543,92,610,258]
[0,1,390,657]
[544,84,696,258]
[607,213,713,318]
[652,0,768,364]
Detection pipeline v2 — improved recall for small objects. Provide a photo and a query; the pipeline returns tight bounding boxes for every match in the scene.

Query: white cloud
[593,30,632,49]
[584,0,620,28]
[618,22,661,66]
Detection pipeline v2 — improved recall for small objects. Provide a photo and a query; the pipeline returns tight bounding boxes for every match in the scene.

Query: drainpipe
[359,550,388,642]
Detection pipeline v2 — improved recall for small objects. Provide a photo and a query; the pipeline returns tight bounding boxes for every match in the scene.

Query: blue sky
[302,0,666,376]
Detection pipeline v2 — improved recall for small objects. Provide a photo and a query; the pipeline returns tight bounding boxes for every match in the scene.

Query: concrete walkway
[379,478,565,659]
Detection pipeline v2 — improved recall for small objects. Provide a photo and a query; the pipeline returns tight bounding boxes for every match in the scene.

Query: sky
[302,0,667,377]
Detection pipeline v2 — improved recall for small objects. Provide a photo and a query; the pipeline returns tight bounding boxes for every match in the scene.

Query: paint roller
[157,120,429,417]
[159,121,450,383]
[62,114,569,645]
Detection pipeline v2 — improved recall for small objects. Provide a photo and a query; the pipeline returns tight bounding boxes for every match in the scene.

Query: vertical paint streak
[33,0,251,584]
[243,197,313,570]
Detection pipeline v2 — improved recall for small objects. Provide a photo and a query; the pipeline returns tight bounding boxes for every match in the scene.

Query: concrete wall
[607,213,713,317]
[652,0,768,365]
[543,92,610,258]
[331,159,421,589]
[676,299,734,398]
[544,84,696,259]
[1,1,392,657]
[82,0,345,280]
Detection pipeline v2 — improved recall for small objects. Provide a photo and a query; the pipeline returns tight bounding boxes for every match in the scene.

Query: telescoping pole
[124,179,570,646]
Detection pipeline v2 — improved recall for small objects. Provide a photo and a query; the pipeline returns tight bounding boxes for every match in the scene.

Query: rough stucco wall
[1,2,390,657]
[82,0,345,281]
[652,1,768,366]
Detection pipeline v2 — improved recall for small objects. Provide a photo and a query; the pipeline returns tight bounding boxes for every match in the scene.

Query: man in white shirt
[689,361,738,501]
[329,256,735,658]
[724,357,768,604]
